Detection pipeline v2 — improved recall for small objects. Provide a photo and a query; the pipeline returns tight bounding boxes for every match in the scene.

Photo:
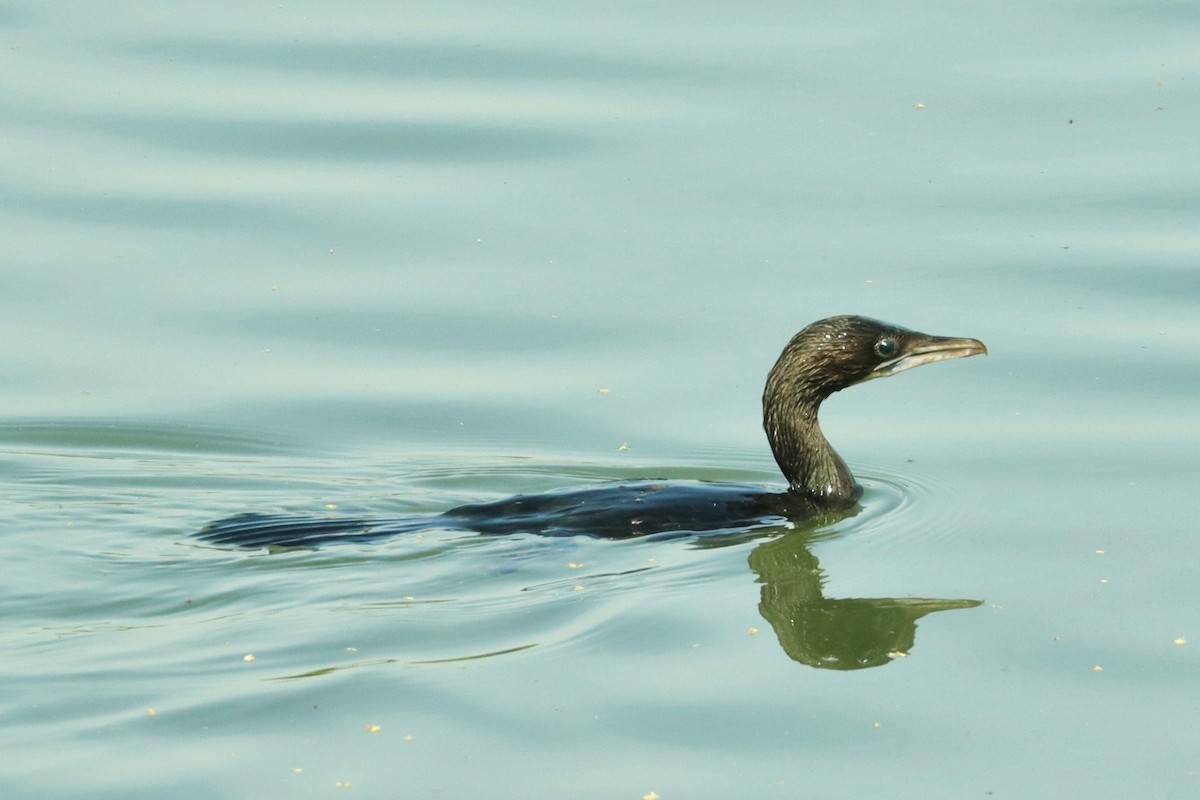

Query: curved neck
[762,383,859,507]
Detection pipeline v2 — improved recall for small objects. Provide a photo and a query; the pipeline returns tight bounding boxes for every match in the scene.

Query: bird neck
[762,389,860,507]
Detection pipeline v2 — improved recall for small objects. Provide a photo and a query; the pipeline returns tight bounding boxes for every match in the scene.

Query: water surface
[2,1,1198,797]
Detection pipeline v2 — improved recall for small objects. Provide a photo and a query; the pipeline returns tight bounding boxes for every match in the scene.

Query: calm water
[3,2,1199,797]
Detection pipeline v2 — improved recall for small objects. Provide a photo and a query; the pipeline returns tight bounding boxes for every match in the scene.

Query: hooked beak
[868,334,988,380]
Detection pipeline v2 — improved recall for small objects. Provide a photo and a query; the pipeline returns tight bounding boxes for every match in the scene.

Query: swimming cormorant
[198,316,986,547]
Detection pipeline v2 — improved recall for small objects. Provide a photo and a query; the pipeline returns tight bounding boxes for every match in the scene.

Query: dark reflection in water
[90,116,595,162]
[748,532,981,670]
[122,40,715,83]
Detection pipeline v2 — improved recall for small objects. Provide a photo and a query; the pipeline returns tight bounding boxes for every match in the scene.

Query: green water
[3,2,1198,798]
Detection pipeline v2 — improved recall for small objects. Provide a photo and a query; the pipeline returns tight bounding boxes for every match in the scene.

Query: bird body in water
[198,316,986,548]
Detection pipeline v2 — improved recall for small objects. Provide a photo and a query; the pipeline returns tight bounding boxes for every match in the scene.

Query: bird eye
[874,337,897,358]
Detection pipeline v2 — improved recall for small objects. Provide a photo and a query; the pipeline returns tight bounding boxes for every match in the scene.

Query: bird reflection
[747,531,981,670]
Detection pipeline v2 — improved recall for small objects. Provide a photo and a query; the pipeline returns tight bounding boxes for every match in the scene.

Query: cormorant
[198,316,986,548]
